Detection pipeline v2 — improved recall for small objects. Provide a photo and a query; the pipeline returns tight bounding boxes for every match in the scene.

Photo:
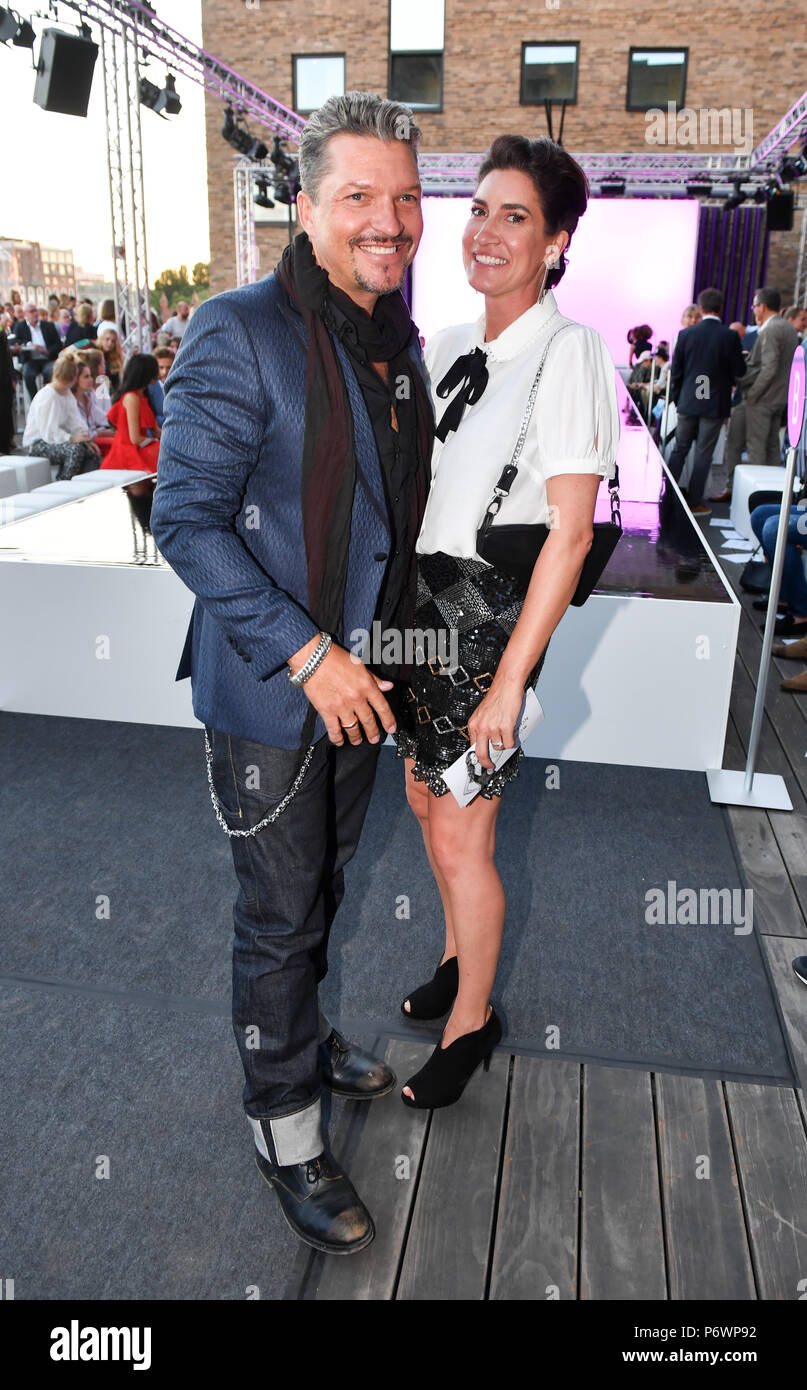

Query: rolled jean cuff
[248,1096,322,1168]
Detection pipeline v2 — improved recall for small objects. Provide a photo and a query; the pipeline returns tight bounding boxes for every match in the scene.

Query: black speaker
[33,28,98,118]
[767,189,794,231]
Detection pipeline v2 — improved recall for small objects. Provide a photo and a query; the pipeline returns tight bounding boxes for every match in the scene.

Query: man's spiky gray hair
[298,91,421,202]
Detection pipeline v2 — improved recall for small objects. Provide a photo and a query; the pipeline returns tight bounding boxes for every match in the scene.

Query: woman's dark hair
[654,344,670,361]
[475,134,589,290]
[112,352,159,404]
[631,324,653,343]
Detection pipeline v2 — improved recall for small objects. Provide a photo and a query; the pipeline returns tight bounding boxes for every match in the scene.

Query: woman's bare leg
[402,784,503,1099]
[402,759,457,1007]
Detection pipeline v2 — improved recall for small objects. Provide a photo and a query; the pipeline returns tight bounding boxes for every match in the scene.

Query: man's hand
[287,637,396,746]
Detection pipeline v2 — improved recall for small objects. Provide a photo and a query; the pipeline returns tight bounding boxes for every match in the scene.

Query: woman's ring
[342,718,359,729]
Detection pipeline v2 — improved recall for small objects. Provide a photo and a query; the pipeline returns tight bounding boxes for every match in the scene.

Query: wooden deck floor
[287,506,807,1300]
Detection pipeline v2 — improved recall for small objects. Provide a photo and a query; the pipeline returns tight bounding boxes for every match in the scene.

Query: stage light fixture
[724,180,744,211]
[269,135,300,205]
[139,71,181,118]
[12,15,34,46]
[253,176,274,209]
[753,187,767,203]
[221,104,268,161]
[0,5,19,41]
[600,178,625,197]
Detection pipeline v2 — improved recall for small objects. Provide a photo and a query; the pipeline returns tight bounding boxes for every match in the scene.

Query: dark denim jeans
[206,725,381,1143]
[749,503,807,617]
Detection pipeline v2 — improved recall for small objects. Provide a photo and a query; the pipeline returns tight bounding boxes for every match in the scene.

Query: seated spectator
[167,336,181,355]
[97,328,124,391]
[56,308,73,342]
[100,353,160,474]
[11,301,61,399]
[0,324,15,455]
[750,503,807,658]
[76,346,109,398]
[22,354,101,478]
[148,347,173,426]
[95,298,119,339]
[65,303,96,349]
[161,300,191,339]
[71,356,116,458]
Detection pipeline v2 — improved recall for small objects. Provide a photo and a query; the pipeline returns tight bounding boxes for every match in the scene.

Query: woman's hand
[466,674,525,771]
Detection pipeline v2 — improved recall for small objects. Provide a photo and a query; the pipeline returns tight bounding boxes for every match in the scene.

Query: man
[784,304,807,338]
[147,347,172,426]
[150,92,433,1256]
[667,286,746,514]
[724,287,800,487]
[10,302,61,400]
[160,300,191,339]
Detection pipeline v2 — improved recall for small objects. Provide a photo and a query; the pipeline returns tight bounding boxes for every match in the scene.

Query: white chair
[730,465,788,539]
[0,454,51,491]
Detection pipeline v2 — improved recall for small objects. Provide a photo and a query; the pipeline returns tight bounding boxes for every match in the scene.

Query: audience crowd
[0,290,195,478]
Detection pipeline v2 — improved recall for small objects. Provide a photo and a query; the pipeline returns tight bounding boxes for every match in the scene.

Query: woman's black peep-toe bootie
[401,955,459,1021]
[401,1007,502,1110]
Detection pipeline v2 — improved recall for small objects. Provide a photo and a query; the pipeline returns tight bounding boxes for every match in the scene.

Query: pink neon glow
[412,196,700,367]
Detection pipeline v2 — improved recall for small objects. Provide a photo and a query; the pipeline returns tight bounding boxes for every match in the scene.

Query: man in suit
[724,287,800,486]
[151,93,433,1256]
[667,286,746,514]
[10,302,61,400]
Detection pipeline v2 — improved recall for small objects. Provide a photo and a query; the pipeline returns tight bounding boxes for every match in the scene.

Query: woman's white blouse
[22,383,87,447]
[416,288,620,559]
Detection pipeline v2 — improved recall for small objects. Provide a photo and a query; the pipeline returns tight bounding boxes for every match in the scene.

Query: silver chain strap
[204,730,317,838]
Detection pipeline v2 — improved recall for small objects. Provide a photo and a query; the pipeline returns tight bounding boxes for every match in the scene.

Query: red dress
[101,392,160,473]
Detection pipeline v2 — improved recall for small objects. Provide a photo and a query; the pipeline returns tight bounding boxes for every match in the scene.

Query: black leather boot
[255,1149,375,1254]
[318,1028,396,1100]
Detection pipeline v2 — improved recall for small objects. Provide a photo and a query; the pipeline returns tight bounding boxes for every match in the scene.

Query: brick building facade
[200,0,806,303]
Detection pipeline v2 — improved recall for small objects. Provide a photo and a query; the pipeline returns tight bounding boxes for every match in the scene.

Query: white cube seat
[0,492,67,524]
[0,455,52,492]
[730,465,788,540]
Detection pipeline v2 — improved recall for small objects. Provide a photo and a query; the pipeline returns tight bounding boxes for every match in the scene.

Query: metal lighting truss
[97,20,150,353]
[47,4,807,290]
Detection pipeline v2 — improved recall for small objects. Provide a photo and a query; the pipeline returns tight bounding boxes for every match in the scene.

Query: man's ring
[492,741,504,748]
[342,718,359,729]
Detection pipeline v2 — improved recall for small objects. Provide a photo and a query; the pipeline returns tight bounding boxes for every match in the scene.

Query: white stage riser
[0,563,737,772]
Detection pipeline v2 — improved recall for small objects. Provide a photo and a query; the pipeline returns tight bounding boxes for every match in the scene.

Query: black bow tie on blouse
[434,345,489,441]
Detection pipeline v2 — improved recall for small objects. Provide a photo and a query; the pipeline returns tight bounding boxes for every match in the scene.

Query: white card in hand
[440,687,545,807]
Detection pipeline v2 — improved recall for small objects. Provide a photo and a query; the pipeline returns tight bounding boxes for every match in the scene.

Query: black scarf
[275,231,433,645]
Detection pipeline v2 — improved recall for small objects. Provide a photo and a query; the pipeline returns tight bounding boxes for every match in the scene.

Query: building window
[293,53,345,116]
[520,42,579,105]
[389,0,444,112]
[627,48,687,110]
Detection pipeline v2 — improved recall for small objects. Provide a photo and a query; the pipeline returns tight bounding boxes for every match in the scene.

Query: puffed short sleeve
[536,326,620,481]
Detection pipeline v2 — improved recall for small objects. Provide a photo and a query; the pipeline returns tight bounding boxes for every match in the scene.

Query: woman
[628,323,653,365]
[71,356,115,458]
[393,135,619,1109]
[22,354,101,478]
[100,352,160,473]
[97,328,123,391]
[65,304,96,350]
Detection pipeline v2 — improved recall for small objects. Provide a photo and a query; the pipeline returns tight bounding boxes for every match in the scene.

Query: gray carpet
[321,748,798,1088]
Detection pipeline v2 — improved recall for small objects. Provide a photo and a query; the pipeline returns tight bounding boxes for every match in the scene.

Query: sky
[0,0,210,280]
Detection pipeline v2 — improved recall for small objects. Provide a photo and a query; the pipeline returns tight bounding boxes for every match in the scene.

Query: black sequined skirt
[393,552,550,799]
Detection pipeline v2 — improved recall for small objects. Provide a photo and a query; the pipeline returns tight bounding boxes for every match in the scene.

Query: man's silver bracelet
[288,632,332,686]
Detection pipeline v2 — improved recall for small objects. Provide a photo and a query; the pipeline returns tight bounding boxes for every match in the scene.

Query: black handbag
[476,322,622,604]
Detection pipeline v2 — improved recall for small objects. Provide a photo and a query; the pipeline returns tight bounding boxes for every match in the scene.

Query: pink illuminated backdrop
[411,196,700,367]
